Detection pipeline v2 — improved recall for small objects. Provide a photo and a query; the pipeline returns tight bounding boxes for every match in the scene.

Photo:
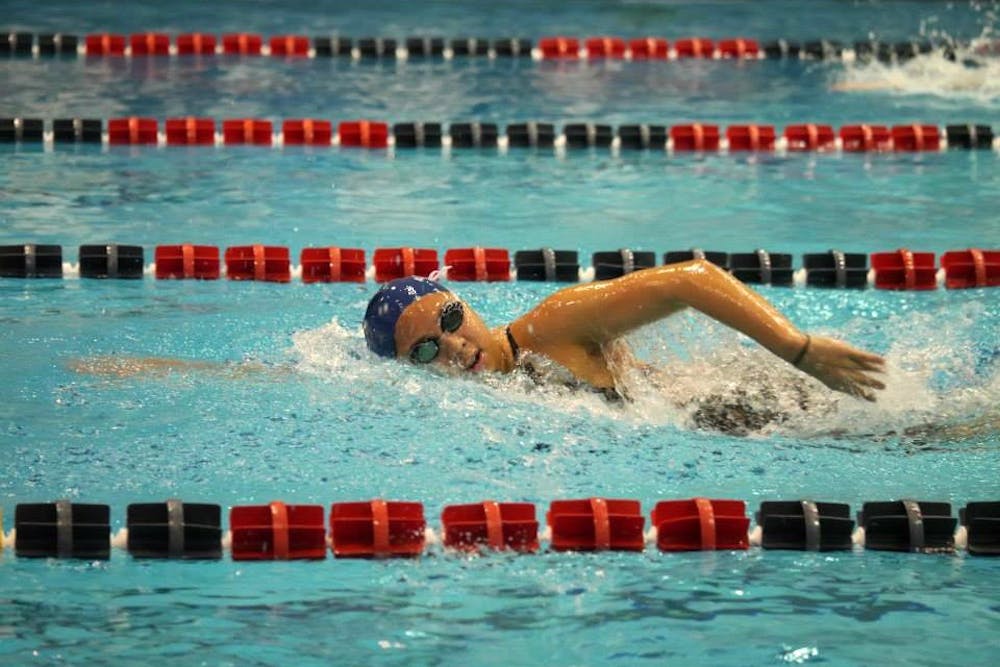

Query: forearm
[651,260,807,362]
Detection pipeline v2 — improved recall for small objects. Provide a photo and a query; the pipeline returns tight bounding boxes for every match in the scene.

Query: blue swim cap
[363,276,450,358]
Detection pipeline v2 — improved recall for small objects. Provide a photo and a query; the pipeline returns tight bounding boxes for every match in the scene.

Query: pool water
[2,1,999,665]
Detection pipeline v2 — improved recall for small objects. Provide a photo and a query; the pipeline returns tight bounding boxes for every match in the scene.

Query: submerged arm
[68,356,285,379]
[830,80,899,92]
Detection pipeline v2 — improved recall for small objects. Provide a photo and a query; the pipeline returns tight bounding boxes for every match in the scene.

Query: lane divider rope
[2,245,996,290]
[3,498,997,559]
[2,118,998,151]
[2,31,994,64]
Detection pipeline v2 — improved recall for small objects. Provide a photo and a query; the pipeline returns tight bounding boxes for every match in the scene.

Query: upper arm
[510,261,704,350]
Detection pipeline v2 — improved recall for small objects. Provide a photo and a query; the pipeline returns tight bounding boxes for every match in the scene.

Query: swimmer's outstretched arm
[830,80,899,92]
[68,356,285,379]
[511,259,886,400]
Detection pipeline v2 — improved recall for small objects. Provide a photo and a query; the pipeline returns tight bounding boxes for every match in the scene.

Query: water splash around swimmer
[290,302,998,444]
[833,37,1000,102]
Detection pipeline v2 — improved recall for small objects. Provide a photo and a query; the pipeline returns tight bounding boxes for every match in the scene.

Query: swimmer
[70,259,887,435]
[363,260,886,403]
[71,261,1000,441]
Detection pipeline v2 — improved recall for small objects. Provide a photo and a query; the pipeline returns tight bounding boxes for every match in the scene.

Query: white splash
[290,319,367,378]
[833,41,1000,102]
[618,306,1000,441]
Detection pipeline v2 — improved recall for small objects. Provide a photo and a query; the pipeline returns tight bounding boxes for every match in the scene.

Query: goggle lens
[440,301,464,332]
[410,340,440,364]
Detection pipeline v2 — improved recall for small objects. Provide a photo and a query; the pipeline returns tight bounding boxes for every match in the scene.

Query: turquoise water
[2,1,1000,665]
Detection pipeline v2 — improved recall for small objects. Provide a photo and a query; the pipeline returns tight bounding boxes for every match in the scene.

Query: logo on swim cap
[363,276,450,358]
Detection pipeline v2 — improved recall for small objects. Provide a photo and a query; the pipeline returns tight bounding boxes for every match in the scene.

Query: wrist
[790,334,812,367]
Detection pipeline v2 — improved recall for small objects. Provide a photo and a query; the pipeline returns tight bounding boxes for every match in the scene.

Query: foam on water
[833,40,1000,102]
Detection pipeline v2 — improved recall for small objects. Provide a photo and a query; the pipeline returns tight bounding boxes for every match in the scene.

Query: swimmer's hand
[794,336,886,402]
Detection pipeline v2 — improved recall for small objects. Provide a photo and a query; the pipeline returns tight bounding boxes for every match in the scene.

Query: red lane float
[154,244,220,279]
[444,247,511,281]
[282,119,333,146]
[165,117,215,145]
[222,119,273,145]
[547,498,645,551]
[329,500,426,558]
[675,38,714,58]
[651,499,750,551]
[585,36,626,59]
[85,33,126,56]
[840,125,892,152]
[628,37,669,59]
[269,35,310,57]
[718,38,760,59]
[224,245,291,282]
[373,247,439,282]
[338,120,389,148]
[727,124,776,151]
[670,123,721,151]
[108,117,158,145]
[539,36,580,59]
[300,247,366,283]
[785,124,836,151]
[129,32,170,56]
[176,33,217,56]
[230,502,327,560]
[871,249,937,290]
[441,502,539,552]
[892,124,941,151]
[941,249,1000,289]
[221,33,262,56]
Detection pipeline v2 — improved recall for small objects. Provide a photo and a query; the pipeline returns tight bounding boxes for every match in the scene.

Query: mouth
[467,350,484,372]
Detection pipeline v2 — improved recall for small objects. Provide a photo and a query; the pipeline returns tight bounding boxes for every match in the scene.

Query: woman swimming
[363,259,886,403]
[70,259,887,435]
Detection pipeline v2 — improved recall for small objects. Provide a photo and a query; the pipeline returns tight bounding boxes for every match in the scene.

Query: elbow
[673,258,721,283]
[652,258,728,305]
[686,258,721,276]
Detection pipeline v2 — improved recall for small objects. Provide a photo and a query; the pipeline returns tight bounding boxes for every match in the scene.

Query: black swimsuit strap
[504,325,624,403]
[505,326,520,359]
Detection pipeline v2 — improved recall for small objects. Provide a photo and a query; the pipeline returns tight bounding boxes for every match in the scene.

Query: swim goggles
[408,301,464,364]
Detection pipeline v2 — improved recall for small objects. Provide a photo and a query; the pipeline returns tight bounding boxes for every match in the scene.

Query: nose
[436,332,470,366]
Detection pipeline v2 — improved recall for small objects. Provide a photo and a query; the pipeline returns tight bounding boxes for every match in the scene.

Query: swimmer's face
[394,292,496,373]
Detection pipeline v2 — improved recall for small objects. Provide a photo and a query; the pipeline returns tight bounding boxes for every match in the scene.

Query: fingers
[846,371,885,401]
[820,367,885,401]
[855,372,886,390]
[851,355,885,372]
[850,354,886,372]
[834,376,877,402]
[869,377,886,391]
[860,375,881,401]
